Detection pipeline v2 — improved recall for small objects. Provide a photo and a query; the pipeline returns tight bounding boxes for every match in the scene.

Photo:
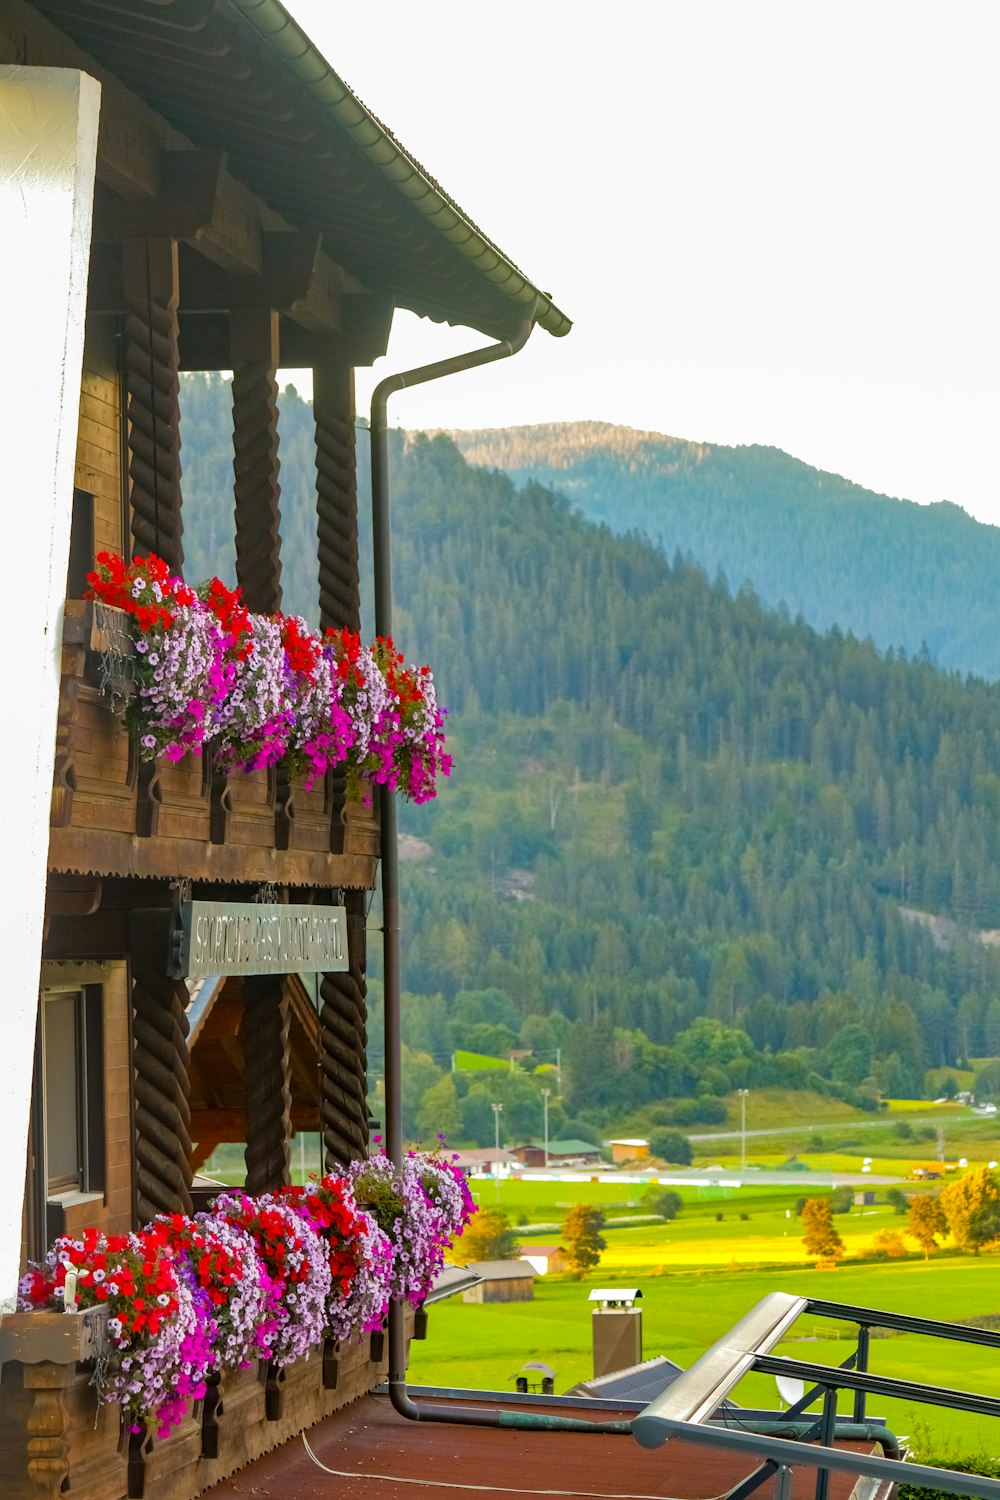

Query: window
[41,985,106,1197]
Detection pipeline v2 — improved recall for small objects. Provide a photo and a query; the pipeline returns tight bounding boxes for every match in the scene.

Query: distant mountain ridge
[445,422,1000,681]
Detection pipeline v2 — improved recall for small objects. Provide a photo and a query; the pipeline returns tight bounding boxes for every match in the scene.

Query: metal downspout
[371,319,529,1430]
[370,314,619,1433]
[367,327,904,1451]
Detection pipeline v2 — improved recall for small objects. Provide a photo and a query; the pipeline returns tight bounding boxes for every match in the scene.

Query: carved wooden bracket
[45,874,103,919]
[201,1371,223,1459]
[179,231,337,327]
[274,763,295,851]
[263,1361,286,1422]
[24,1363,72,1500]
[135,759,162,839]
[209,764,231,845]
[125,1419,152,1499]
[322,1337,340,1390]
[50,673,79,829]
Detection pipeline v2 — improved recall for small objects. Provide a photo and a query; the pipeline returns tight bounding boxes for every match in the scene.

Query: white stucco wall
[0,66,100,1313]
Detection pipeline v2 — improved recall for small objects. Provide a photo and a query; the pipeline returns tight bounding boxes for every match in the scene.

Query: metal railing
[632,1291,1000,1500]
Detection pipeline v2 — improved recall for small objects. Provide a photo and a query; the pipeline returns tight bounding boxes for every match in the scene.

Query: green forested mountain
[177,375,1000,1140]
[447,422,1000,682]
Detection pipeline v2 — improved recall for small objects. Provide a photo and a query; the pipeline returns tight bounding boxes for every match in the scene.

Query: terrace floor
[207,1391,893,1500]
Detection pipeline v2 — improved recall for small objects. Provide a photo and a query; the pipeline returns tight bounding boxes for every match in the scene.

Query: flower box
[0,1321,400,1500]
[84,553,451,812]
[9,1152,468,1500]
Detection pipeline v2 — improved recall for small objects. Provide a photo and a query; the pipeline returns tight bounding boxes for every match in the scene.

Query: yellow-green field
[511,1189,959,1272]
[591,1213,902,1271]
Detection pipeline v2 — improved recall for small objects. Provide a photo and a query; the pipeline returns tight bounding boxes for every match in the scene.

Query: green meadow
[411,1179,1000,1456]
[200,1114,1000,1454]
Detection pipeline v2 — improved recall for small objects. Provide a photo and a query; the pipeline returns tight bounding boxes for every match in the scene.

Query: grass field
[411,1255,1000,1455]
[405,1171,1000,1456]
[197,1096,1000,1457]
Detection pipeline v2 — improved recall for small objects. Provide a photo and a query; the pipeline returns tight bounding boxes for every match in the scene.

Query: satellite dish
[776,1375,806,1408]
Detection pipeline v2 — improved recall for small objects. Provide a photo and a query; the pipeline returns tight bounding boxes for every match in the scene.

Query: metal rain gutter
[369,316,596,1432]
[227,0,572,338]
[366,339,909,1448]
[369,314,620,1434]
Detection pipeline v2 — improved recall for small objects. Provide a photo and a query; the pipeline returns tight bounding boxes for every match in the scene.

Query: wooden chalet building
[0,4,568,1496]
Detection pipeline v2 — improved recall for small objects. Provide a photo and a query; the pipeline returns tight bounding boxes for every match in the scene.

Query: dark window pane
[44,992,80,1191]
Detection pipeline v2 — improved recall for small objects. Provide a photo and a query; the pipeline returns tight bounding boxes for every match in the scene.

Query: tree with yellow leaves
[871,1230,907,1259]
[940,1168,1000,1256]
[907,1195,947,1260]
[802,1198,845,1262]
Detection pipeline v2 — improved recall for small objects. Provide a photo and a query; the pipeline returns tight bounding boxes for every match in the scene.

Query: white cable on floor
[302,1431,735,1500]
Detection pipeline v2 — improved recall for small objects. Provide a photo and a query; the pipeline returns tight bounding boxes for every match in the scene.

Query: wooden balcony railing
[48,601,380,888]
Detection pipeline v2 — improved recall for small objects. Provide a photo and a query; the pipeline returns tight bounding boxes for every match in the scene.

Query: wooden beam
[179,232,324,311]
[189,1104,319,1143]
[1,5,338,287]
[127,908,173,968]
[93,149,226,242]
[47,825,380,890]
[176,313,380,371]
[45,875,103,919]
[93,151,266,278]
[342,292,394,356]
[42,911,130,959]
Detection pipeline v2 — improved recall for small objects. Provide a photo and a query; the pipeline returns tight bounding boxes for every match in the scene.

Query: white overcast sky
[286,1,999,523]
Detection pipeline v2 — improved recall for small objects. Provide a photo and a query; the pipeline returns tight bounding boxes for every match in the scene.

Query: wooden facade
[2,3,568,1495]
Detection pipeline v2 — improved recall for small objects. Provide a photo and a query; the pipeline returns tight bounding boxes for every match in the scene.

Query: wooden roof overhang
[25,0,571,344]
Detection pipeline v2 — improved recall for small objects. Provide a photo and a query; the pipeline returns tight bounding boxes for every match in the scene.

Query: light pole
[738,1089,749,1173]
[491,1102,503,1203]
[542,1088,551,1167]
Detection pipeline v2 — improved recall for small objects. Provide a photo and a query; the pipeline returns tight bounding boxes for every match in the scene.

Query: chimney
[588,1288,642,1378]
